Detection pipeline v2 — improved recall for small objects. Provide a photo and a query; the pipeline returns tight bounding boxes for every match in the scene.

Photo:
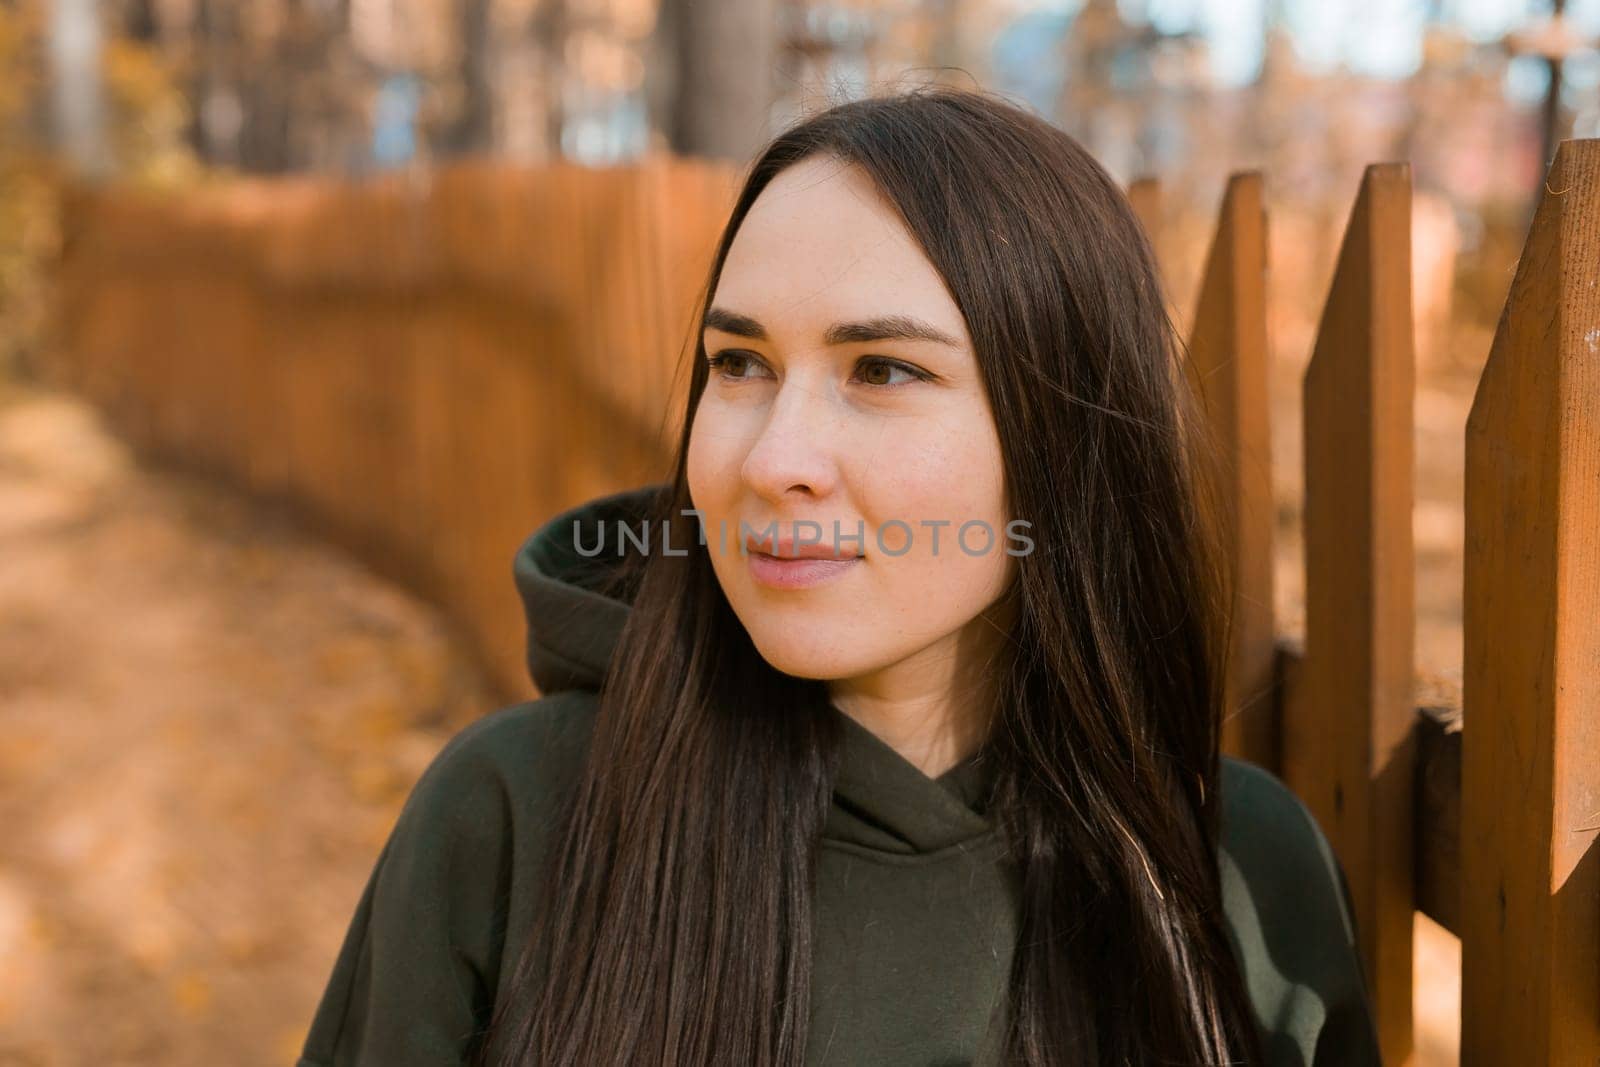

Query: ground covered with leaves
[0,382,494,1065]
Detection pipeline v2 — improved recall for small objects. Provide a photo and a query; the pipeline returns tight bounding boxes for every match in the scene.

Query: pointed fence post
[1187,172,1277,771]
[1460,137,1600,1064]
[1283,162,1417,1064]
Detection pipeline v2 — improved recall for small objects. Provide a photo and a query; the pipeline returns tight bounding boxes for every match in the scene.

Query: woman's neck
[827,599,1013,778]
[832,698,992,779]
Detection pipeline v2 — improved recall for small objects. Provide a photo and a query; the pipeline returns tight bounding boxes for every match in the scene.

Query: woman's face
[687,155,1017,696]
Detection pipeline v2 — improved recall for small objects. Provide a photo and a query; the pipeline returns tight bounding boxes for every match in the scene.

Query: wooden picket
[1285,161,1418,1064]
[1459,137,1600,1064]
[1183,172,1278,772]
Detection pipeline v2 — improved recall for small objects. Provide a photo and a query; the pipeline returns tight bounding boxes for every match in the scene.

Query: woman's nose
[739,376,845,503]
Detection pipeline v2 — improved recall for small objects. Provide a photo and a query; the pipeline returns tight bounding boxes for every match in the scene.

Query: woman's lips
[746,551,862,590]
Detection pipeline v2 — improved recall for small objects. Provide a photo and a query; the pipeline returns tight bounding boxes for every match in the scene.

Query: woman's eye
[706,351,769,380]
[853,357,924,387]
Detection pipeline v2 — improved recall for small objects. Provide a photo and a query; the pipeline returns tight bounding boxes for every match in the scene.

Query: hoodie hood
[511,483,999,855]
[513,483,659,696]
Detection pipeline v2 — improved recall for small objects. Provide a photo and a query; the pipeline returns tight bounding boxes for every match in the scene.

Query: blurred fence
[49,156,740,697]
[45,143,1600,1063]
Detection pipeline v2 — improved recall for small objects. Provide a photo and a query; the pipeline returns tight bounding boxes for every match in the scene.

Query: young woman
[298,86,1382,1066]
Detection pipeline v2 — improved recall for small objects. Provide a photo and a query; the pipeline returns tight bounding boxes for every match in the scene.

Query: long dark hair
[474,84,1262,1065]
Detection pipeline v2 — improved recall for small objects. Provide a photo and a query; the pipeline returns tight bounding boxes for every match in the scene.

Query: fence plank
[1460,137,1600,1064]
[1185,172,1277,771]
[1279,644,1464,937]
[1126,175,1161,248]
[1283,162,1417,1064]
[1125,175,1184,333]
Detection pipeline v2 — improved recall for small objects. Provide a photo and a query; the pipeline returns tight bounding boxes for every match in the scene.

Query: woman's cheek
[686,406,736,508]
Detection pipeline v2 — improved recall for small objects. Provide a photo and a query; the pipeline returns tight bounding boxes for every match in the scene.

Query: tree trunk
[659,0,778,162]
[442,0,495,156]
[48,0,110,176]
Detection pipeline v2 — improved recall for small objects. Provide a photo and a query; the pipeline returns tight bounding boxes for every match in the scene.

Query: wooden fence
[1145,140,1600,1064]
[50,155,740,697]
[47,142,1600,1064]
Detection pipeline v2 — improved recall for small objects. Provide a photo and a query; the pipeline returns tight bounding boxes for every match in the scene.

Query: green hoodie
[297,485,1383,1066]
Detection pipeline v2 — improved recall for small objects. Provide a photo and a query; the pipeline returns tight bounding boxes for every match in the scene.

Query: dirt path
[0,383,496,1066]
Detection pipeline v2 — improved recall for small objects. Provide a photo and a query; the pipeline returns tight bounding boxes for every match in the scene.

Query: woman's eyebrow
[703,307,963,349]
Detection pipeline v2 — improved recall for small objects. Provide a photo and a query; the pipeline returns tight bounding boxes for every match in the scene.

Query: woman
[297,86,1382,1066]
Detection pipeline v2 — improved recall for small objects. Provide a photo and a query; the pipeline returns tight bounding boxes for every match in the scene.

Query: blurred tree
[49,0,110,176]
[124,0,158,44]
[188,0,242,166]
[527,0,569,157]
[441,0,493,154]
[659,0,777,161]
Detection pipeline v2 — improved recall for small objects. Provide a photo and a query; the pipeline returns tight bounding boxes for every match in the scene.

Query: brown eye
[706,351,767,380]
[853,357,922,387]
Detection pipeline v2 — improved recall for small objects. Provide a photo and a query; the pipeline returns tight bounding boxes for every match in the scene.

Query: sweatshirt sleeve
[296,712,520,1067]
[1217,758,1384,1067]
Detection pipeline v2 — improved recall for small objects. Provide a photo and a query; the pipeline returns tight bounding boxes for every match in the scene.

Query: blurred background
[2,0,1598,1063]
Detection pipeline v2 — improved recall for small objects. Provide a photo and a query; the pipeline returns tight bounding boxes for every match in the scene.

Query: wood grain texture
[1185,172,1278,772]
[1460,137,1600,1065]
[1283,162,1418,1065]
[1279,645,1463,940]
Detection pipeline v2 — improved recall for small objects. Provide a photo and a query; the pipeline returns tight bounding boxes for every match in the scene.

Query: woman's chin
[746,633,880,682]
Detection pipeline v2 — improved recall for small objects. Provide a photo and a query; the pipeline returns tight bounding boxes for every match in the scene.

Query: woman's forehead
[733,159,908,259]
[713,161,966,343]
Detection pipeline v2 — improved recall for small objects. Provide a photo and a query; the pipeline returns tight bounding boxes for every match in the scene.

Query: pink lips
[746,551,861,589]
[743,532,864,590]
